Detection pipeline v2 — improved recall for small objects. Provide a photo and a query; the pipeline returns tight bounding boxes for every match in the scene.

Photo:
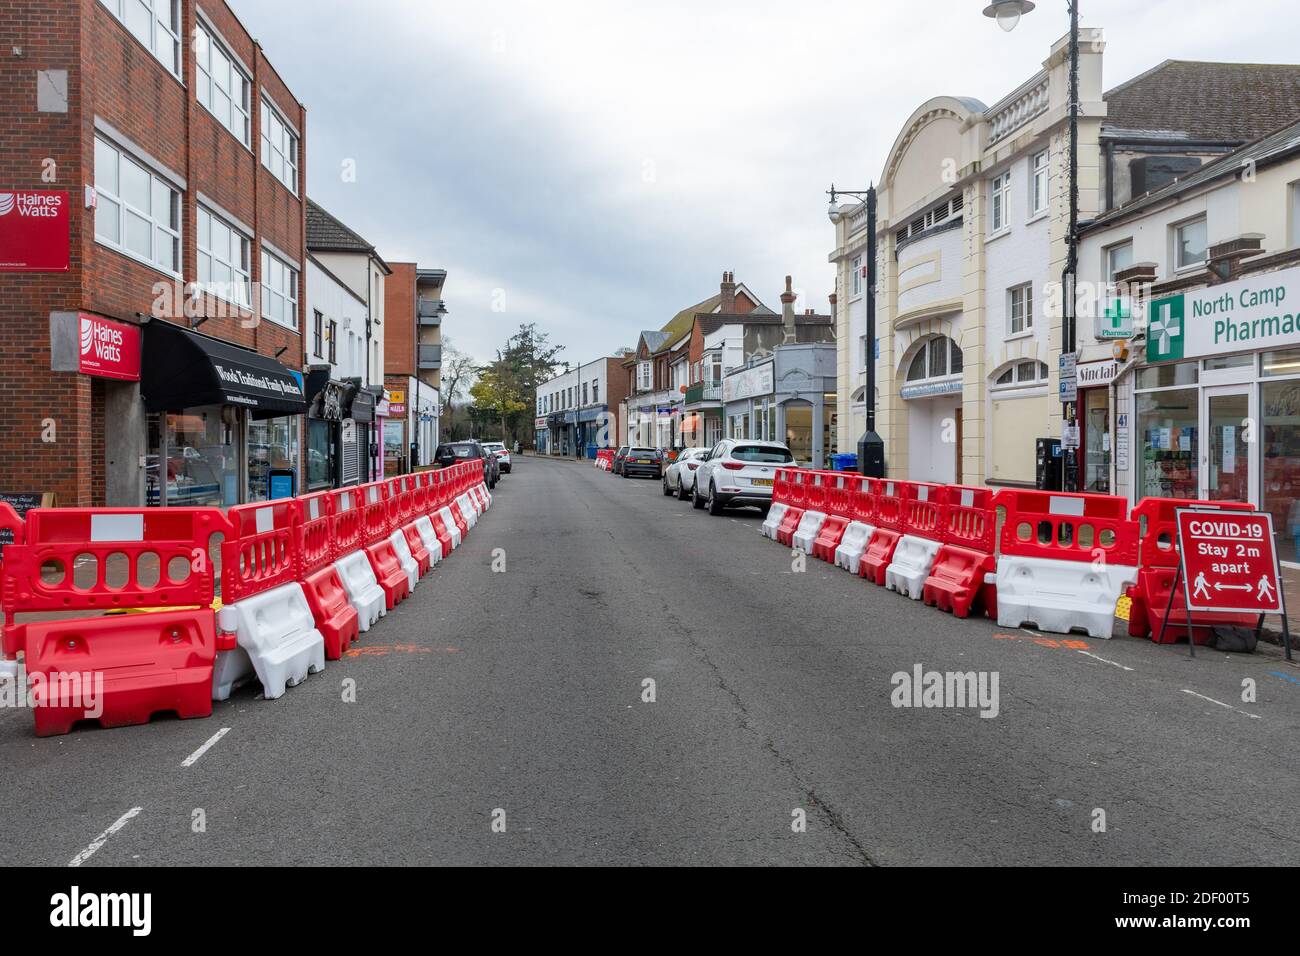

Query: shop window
[1263,348,1300,377]
[1136,388,1198,501]
[1263,379,1300,564]
[307,419,333,490]
[247,416,299,501]
[1083,388,1110,493]
[147,407,239,507]
[785,404,813,466]
[1136,361,1198,390]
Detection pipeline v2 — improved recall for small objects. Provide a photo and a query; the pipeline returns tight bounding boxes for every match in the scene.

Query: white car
[692,439,795,516]
[482,442,511,474]
[662,447,709,500]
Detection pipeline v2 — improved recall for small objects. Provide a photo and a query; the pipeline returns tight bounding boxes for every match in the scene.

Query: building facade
[385,264,445,470]
[2,0,310,507]
[1078,120,1300,563]
[306,199,389,483]
[535,358,629,455]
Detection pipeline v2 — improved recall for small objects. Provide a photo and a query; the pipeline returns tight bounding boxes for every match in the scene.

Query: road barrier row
[0,460,491,736]
[760,468,1259,642]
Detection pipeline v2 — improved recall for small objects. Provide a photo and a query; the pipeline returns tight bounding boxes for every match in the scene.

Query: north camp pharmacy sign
[1147,265,1300,363]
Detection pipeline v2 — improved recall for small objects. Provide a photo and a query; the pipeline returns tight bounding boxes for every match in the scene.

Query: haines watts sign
[1147,265,1300,363]
[49,312,141,382]
[0,190,70,272]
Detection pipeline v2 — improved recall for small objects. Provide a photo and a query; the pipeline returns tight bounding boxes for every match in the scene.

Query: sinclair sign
[0,190,71,272]
[1147,265,1300,363]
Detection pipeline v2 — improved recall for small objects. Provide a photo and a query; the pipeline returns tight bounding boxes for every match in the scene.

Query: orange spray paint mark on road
[993,633,1090,651]
[344,644,461,658]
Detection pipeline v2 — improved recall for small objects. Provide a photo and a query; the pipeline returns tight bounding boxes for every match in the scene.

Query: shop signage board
[1098,295,1134,340]
[77,313,141,381]
[723,360,774,403]
[900,378,962,400]
[1147,265,1300,363]
[1076,358,1118,388]
[0,190,70,271]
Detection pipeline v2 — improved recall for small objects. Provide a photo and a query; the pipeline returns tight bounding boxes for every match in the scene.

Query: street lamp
[827,184,884,478]
[984,0,1081,492]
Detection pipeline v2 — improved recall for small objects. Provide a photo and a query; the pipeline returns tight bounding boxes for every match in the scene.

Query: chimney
[1207,234,1265,284]
[720,271,736,314]
[781,275,797,344]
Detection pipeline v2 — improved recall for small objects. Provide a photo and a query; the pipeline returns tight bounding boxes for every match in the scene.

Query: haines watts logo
[0,191,64,218]
[80,316,128,363]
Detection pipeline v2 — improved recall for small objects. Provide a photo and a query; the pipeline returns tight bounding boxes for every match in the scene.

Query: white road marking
[1181,689,1261,720]
[69,807,142,867]
[1077,650,1134,671]
[181,727,230,767]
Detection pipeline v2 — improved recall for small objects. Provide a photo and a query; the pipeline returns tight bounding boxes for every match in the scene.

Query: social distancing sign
[1175,508,1283,614]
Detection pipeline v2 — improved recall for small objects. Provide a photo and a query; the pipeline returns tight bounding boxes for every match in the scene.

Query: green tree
[470,356,528,441]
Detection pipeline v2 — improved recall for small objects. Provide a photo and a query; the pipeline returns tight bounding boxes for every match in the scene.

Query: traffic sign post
[1166,508,1292,660]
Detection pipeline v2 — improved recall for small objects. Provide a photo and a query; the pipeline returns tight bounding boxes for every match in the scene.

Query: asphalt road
[2,454,1299,866]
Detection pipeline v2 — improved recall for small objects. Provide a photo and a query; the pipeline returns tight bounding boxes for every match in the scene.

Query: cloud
[232,0,1300,365]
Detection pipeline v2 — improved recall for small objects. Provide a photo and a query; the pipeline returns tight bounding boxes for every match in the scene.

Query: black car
[611,445,630,475]
[435,441,499,489]
[621,446,663,479]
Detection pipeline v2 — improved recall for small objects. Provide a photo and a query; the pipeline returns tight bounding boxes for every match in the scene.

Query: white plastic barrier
[414,515,443,565]
[834,522,876,575]
[884,534,942,600]
[212,642,255,701]
[334,550,387,632]
[762,503,788,540]
[791,511,827,554]
[389,529,421,590]
[456,493,478,529]
[216,582,326,700]
[436,507,463,550]
[993,554,1138,639]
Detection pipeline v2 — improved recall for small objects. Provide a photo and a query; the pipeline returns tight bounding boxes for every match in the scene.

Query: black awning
[141,320,307,415]
[342,379,380,423]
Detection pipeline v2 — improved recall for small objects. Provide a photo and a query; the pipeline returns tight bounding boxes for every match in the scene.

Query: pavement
[2,454,1299,866]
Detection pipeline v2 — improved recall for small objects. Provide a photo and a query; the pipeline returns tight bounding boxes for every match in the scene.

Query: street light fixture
[827,184,884,478]
[985,0,1081,491]
[982,0,1036,31]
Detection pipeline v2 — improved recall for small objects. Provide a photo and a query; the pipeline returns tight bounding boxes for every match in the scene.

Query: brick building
[384,263,446,472]
[0,0,308,508]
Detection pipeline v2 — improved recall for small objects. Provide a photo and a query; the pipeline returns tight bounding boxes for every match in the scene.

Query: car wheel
[677,476,691,501]
[707,482,725,516]
[662,476,673,496]
[692,480,706,510]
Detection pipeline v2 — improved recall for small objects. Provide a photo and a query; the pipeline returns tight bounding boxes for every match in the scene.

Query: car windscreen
[448,445,478,458]
[629,448,659,457]
[731,445,793,463]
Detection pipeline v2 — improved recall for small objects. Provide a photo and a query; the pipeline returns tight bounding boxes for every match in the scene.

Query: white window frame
[93,135,181,277]
[97,0,181,78]
[260,248,299,330]
[1029,150,1049,217]
[850,255,863,298]
[194,20,252,147]
[990,171,1012,235]
[1105,240,1134,281]
[197,206,251,307]
[1008,283,1033,336]
[1290,180,1300,248]
[637,362,653,391]
[1173,216,1208,271]
[260,98,299,194]
[991,360,1050,392]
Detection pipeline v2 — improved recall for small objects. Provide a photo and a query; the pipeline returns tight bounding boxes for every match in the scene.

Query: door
[1201,385,1254,503]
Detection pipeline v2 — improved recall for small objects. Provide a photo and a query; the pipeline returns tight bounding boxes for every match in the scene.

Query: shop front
[140,320,306,506]
[341,378,380,485]
[722,347,837,467]
[1076,357,1119,494]
[305,367,348,491]
[1122,264,1300,563]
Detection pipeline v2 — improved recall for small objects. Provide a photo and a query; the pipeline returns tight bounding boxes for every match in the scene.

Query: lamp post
[828,185,884,478]
[984,0,1081,491]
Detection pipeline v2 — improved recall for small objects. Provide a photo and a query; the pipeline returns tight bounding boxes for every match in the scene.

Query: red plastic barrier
[365,539,410,610]
[411,472,430,514]
[295,490,335,577]
[428,510,454,557]
[923,544,998,619]
[360,481,390,544]
[23,609,216,736]
[873,480,908,533]
[0,501,23,570]
[852,477,878,525]
[302,565,359,660]
[901,481,947,540]
[330,486,364,557]
[992,489,1139,566]
[386,476,412,530]
[221,500,297,604]
[804,472,830,512]
[402,522,432,576]
[775,506,805,547]
[785,470,810,509]
[773,468,797,507]
[941,485,996,553]
[1126,497,1259,643]
[859,528,902,585]
[813,474,858,562]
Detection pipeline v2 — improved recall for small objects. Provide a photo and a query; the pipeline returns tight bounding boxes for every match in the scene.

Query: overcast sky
[231,0,1298,367]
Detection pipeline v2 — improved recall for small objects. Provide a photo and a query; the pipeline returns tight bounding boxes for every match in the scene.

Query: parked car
[663,446,709,499]
[434,440,499,489]
[611,445,630,476]
[482,441,512,474]
[622,446,664,479]
[692,439,793,515]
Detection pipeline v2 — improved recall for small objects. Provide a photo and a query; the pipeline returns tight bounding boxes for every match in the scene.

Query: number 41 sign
[1175,508,1283,614]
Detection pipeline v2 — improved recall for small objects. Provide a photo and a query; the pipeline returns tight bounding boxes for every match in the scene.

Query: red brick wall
[384,262,415,376]
[0,0,308,506]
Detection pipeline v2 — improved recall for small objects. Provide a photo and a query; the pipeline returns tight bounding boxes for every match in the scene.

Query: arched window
[991,360,1049,389]
[905,336,962,383]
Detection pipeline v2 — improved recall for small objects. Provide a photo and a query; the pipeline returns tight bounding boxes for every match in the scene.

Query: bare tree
[439,340,478,440]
